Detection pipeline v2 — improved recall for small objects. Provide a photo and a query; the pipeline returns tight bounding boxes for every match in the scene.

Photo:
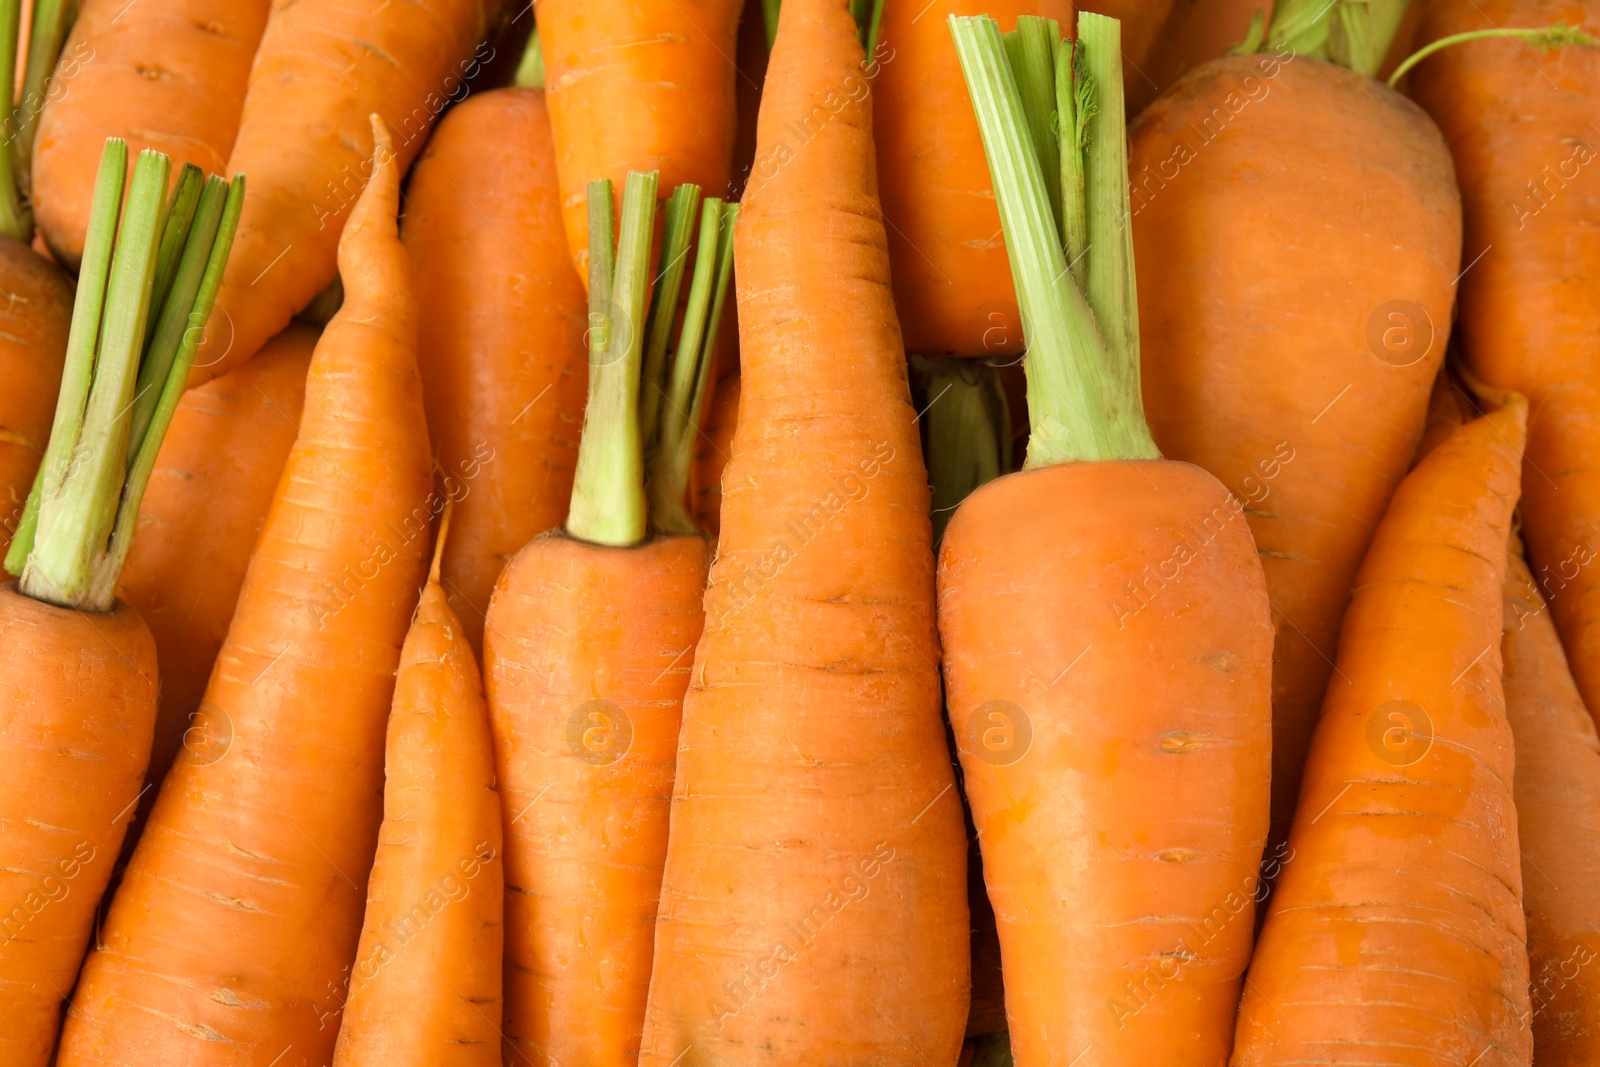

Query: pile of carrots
[0,0,1596,1063]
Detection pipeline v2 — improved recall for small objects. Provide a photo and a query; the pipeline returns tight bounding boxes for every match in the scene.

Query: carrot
[1405,1,1600,722]
[637,2,969,1061]
[537,0,743,276]
[872,0,1072,359]
[486,167,734,1065]
[185,0,501,388]
[115,322,315,818]
[32,0,272,269]
[401,61,588,657]
[940,14,1271,1062]
[57,116,432,1064]
[329,512,504,1064]
[1128,4,1460,849]
[1232,392,1531,1063]
[0,118,244,1065]
[1503,530,1600,1062]
[1076,0,1174,112]
[1142,0,1277,105]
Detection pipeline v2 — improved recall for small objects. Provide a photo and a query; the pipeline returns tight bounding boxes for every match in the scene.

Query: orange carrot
[638,2,969,1060]
[537,0,743,276]
[1233,394,1531,1062]
[939,13,1271,1062]
[1128,10,1460,848]
[1503,530,1600,1063]
[32,0,272,269]
[330,516,504,1064]
[115,323,314,813]
[58,117,433,1063]
[872,0,1072,359]
[187,0,501,388]
[1406,0,1600,723]
[402,74,588,657]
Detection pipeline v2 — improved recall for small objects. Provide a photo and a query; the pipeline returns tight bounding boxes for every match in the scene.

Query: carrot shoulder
[638,1,970,1061]
[1233,398,1531,1062]
[58,117,434,1063]
[32,0,272,269]
[188,0,499,387]
[331,531,503,1064]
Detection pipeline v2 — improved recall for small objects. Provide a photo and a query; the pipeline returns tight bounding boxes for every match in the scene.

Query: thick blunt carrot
[1233,397,1531,1062]
[186,0,499,388]
[58,118,433,1063]
[638,2,970,1061]
[116,323,315,808]
[0,593,155,1066]
[0,237,72,568]
[1406,0,1600,721]
[1129,45,1460,850]
[32,0,272,269]
[331,526,504,1064]
[872,0,1072,359]
[538,0,742,275]
[943,14,1271,1061]
[1503,532,1600,1062]
[402,82,588,657]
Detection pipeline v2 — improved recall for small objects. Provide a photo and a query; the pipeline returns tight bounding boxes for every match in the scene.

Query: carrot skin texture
[57,124,433,1064]
[1233,402,1531,1064]
[31,0,272,270]
[187,0,499,388]
[538,0,742,276]
[330,579,504,1064]
[0,239,73,570]
[1503,537,1600,1061]
[0,589,156,1067]
[1408,0,1600,725]
[1129,55,1460,847]
[872,0,1074,358]
[485,533,709,1066]
[939,461,1271,1064]
[116,324,315,807]
[403,87,588,657]
[638,2,970,1061]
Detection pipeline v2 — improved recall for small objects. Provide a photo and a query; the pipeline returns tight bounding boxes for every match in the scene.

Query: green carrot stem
[1386,25,1599,85]
[1260,0,1408,74]
[567,171,659,547]
[1004,17,1062,239]
[863,0,885,56]
[16,0,77,192]
[0,0,29,242]
[763,0,781,49]
[5,137,126,576]
[515,25,545,89]
[649,198,736,536]
[912,356,1012,546]
[1055,37,1092,289]
[100,174,244,606]
[640,183,703,452]
[143,164,205,349]
[950,14,1158,467]
[20,147,171,608]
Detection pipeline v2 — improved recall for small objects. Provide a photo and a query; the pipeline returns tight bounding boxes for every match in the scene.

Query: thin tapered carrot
[1128,7,1460,849]
[1233,394,1531,1063]
[115,323,315,820]
[872,0,1073,359]
[1503,530,1600,1063]
[186,0,500,388]
[58,116,433,1064]
[32,0,272,269]
[1406,0,1600,725]
[330,514,504,1064]
[1,122,244,1066]
[940,14,1271,1062]
[638,2,969,1061]
[402,72,588,657]
[537,0,743,276]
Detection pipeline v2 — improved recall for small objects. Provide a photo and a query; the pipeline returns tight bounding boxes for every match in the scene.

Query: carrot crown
[949,12,1159,469]
[913,356,1012,545]
[0,0,78,242]
[566,174,738,545]
[5,140,245,610]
